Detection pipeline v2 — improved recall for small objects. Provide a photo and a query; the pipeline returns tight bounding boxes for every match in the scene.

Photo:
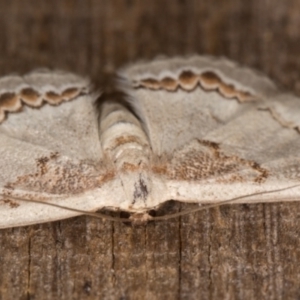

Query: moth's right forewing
[118,55,300,205]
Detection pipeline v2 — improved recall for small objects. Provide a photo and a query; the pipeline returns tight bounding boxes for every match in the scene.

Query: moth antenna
[150,184,300,221]
[2,184,300,225]
[1,195,131,223]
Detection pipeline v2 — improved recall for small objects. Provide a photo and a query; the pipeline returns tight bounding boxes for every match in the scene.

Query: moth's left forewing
[118,56,300,205]
[0,70,123,228]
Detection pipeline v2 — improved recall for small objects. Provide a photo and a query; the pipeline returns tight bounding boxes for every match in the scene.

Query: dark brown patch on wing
[61,87,80,99]
[0,93,22,122]
[250,162,269,183]
[0,85,86,124]
[134,70,256,102]
[20,88,41,105]
[0,93,21,111]
[218,83,237,97]
[152,164,168,175]
[179,70,199,90]
[36,156,51,175]
[8,153,115,196]
[136,78,160,90]
[199,71,222,88]
[153,139,268,184]
[3,199,20,208]
[161,77,177,91]
[44,91,63,104]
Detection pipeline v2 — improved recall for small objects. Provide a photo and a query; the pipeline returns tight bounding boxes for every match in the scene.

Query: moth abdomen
[99,101,155,208]
[100,102,151,170]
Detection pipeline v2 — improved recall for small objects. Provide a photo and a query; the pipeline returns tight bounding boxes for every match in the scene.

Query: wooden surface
[1,1,300,299]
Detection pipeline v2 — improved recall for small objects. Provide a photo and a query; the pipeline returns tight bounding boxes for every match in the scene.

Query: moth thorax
[100,102,151,170]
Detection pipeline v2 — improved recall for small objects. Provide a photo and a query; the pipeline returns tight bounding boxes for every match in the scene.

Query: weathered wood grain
[0,1,300,299]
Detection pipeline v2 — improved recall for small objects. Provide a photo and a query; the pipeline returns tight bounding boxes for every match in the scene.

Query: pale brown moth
[1,56,300,228]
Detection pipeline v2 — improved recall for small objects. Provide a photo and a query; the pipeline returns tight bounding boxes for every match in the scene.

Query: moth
[0,56,300,228]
